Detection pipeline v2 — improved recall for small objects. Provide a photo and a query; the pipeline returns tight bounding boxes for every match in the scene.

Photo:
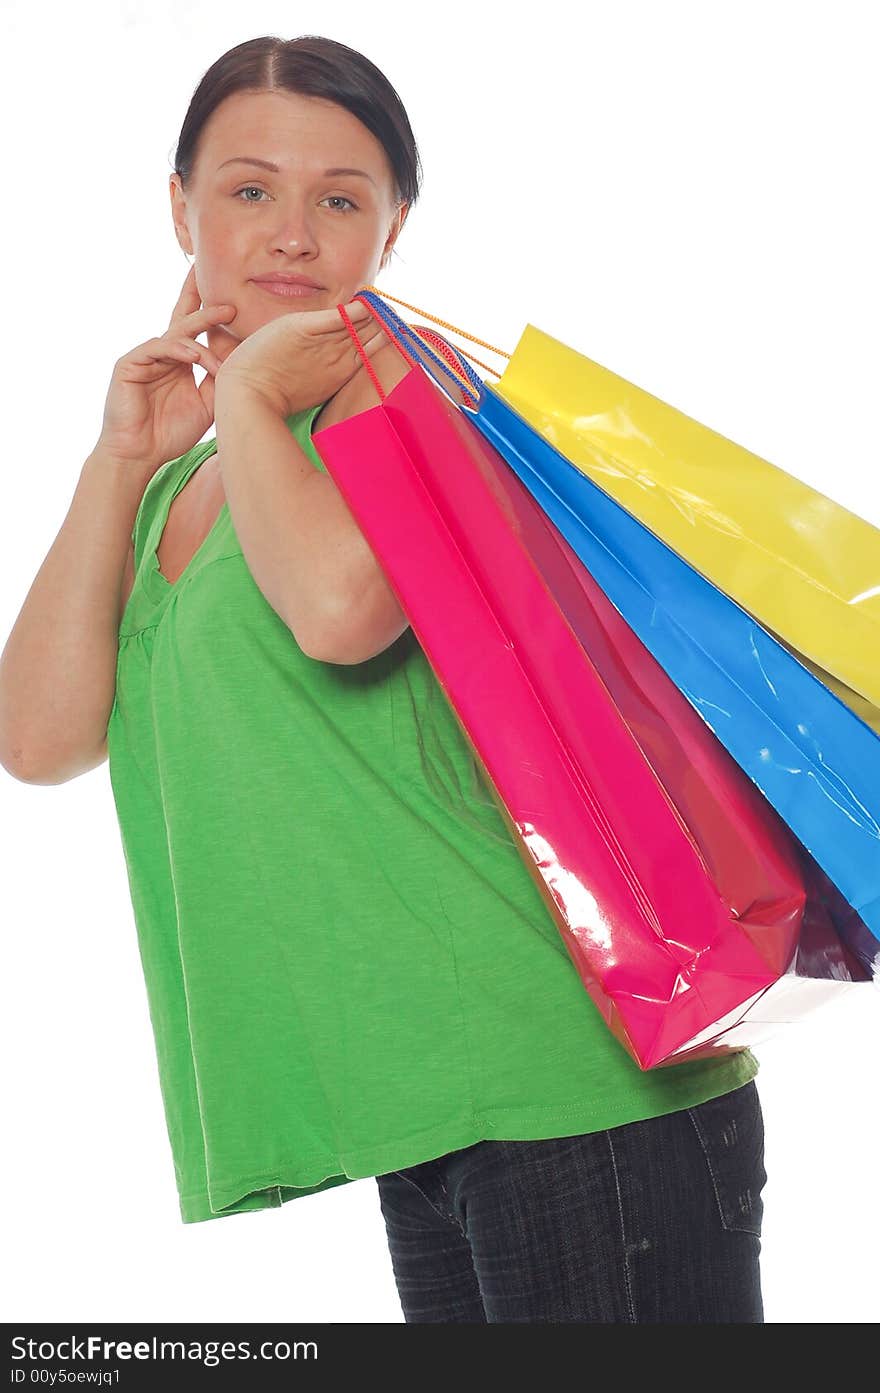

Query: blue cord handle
[355,288,485,408]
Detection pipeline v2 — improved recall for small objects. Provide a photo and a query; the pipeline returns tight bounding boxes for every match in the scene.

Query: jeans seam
[436,1173,467,1236]
[685,1086,764,1237]
[685,1107,729,1231]
[606,1130,637,1323]
[393,1168,466,1236]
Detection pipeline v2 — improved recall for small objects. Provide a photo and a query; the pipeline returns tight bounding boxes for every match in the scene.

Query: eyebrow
[217,156,376,186]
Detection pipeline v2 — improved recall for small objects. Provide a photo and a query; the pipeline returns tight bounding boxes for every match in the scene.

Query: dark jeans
[375,1078,766,1323]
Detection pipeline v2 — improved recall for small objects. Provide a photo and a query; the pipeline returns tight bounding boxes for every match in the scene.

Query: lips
[251,280,323,299]
[251,275,323,288]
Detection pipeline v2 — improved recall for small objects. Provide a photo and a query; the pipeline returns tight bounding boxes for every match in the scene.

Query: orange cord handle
[358,286,512,381]
[337,294,487,410]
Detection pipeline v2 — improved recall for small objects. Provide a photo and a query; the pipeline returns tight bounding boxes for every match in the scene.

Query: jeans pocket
[685,1080,767,1237]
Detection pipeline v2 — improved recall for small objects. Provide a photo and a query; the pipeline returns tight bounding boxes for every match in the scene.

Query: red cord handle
[336,296,478,408]
[335,296,420,406]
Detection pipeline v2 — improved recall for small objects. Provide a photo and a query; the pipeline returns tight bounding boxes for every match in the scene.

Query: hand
[214,297,391,417]
[95,265,238,473]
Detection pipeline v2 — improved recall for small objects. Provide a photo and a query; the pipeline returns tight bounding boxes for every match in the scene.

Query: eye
[233,186,359,212]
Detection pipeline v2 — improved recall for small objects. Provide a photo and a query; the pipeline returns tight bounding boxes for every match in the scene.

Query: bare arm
[0,446,147,784]
[213,377,409,664]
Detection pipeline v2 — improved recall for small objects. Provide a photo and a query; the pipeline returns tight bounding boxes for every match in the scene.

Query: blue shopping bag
[356,288,880,975]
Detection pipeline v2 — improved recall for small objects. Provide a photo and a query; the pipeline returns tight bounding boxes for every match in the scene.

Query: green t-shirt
[106,401,758,1224]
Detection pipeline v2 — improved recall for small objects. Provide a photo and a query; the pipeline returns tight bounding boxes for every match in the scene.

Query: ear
[169,174,194,257]
[380,202,410,270]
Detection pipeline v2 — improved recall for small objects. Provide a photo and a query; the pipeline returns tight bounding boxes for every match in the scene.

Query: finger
[183,304,237,329]
[125,336,207,369]
[347,300,382,332]
[182,338,224,376]
[308,299,382,339]
[168,264,201,329]
[361,328,394,356]
[339,307,388,344]
[361,323,392,355]
[320,297,376,328]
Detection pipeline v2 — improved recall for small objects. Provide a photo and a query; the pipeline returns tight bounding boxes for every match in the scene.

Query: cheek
[199,209,248,260]
[336,229,383,274]
[197,231,250,300]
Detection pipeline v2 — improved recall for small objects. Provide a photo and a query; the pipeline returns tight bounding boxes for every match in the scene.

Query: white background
[1,0,878,1324]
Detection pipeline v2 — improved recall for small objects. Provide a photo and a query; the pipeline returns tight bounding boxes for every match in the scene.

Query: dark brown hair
[171,34,423,264]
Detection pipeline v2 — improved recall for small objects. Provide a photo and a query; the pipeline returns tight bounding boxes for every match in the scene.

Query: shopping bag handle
[357,287,508,405]
[337,295,479,413]
[335,287,512,415]
[358,286,512,377]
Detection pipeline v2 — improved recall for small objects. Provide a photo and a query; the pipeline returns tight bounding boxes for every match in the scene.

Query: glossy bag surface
[311,316,871,1070]
[495,326,880,734]
[356,292,880,972]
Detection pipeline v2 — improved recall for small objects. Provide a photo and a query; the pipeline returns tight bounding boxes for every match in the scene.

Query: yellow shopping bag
[364,290,880,736]
[500,325,880,733]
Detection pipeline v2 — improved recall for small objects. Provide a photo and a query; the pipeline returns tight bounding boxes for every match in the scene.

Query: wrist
[85,442,163,489]
[214,368,289,419]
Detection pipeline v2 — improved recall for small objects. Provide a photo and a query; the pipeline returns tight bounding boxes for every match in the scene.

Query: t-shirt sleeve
[287,407,329,477]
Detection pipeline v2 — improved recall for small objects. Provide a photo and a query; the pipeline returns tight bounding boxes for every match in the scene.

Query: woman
[0,34,767,1322]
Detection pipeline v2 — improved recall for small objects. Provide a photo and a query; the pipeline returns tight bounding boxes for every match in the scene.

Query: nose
[268,205,319,257]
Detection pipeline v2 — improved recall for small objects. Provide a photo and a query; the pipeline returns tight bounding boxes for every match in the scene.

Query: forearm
[0,446,149,781]
[213,380,367,656]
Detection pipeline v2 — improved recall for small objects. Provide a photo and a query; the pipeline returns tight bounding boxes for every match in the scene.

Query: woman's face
[169,88,407,360]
